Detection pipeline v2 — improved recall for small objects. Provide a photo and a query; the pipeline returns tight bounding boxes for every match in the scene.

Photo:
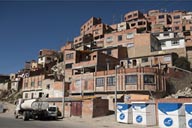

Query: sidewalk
[62,114,159,128]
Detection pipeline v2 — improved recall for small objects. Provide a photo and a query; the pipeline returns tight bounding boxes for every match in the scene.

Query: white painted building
[153,32,185,50]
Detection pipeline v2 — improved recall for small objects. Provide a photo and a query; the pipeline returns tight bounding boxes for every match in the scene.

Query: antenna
[121,14,123,22]
[112,14,115,24]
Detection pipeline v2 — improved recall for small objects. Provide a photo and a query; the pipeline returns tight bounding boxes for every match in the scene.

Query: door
[71,102,82,117]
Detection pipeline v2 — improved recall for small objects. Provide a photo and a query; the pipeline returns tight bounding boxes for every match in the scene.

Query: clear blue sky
[0,0,191,75]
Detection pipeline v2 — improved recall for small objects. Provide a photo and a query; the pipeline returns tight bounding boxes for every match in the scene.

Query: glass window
[75,80,81,86]
[38,81,42,87]
[66,53,74,60]
[31,93,34,99]
[144,75,155,84]
[107,76,116,86]
[106,49,111,55]
[171,40,180,46]
[133,13,137,17]
[163,33,169,37]
[25,93,28,99]
[118,35,122,41]
[175,26,179,30]
[65,63,73,69]
[106,37,113,43]
[158,15,164,19]
[31,81,35,87]
[96,77,105,87]
[142,57,148,63]
[161,42,166,47]
[174,15,180,19]
[24,82,28,88]
[127,43,134,48]
[126,33,134,39]
[125,75,137,85]
[128,15,132,18]
[39,92,44,98]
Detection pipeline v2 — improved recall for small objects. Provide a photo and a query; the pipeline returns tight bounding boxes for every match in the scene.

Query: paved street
[0,112,159,128]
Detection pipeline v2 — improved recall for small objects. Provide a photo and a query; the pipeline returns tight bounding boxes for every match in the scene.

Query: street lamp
[115,65,120,121]
[80,67,84,98]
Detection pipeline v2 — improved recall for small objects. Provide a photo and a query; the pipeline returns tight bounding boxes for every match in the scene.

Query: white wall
[161,39,185,50]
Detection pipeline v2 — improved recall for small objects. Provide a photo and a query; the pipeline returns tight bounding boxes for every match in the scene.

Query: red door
[71,102,82,117]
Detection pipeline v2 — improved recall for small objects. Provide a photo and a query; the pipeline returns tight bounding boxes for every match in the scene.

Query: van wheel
[14,111,18,119]
[23,111,29,121]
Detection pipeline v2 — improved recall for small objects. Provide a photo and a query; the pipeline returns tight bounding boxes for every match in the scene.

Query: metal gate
[71,102,82,117]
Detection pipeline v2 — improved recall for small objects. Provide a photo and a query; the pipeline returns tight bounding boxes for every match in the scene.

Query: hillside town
[1,9,192,127]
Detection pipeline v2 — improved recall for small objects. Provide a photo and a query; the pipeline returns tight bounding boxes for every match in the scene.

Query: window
[125,75,137,84]
[131,23,136,27]
[127,43,134,48]
[120,25,124,27]
[38,81,42,87]
[133,13,137,17]
[158,15,164,19]
[66,53,74,60]
[171,40,180,46]
[144,75,155,84]
[126,33,134,39]
[106,49,111,55]
[174,21,180,24]
[161,42,166,47]
[94,30,99,34]
[24,82,28,88]
[164,56,171,62]
[31,93,34,99]
[75,80,81,86]
[138,21,145,25]
[46,84,50,89]
[31,81,35,87]
[175,26,179,30]
[84,80,88,90]
[39,51,42,56]
[65,63,73,69]
[93,55,96,60]
[133,60,137,66]
[163,33,169,37]
[25,93,28,99]
[106,37,113,43]
[142,57,148,63]
[96,77,105,87]
[128,15,132,18]
[47,57,51,61]
[39,92,44,98]
[118,35,122,41]
[107,76,115,86]
[174,15,180,19]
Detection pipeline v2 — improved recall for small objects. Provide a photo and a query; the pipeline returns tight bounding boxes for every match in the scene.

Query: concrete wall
[0,82,10,90]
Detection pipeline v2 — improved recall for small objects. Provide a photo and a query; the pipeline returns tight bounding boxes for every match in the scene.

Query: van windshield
[48,107,56,112]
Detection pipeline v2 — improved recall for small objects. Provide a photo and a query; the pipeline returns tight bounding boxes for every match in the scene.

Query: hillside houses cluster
[1,9,192,118]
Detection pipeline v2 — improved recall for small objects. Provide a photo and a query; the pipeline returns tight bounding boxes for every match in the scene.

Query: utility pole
[115,65,120,121]
[62,67,65,118]
[62,52,66,118]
